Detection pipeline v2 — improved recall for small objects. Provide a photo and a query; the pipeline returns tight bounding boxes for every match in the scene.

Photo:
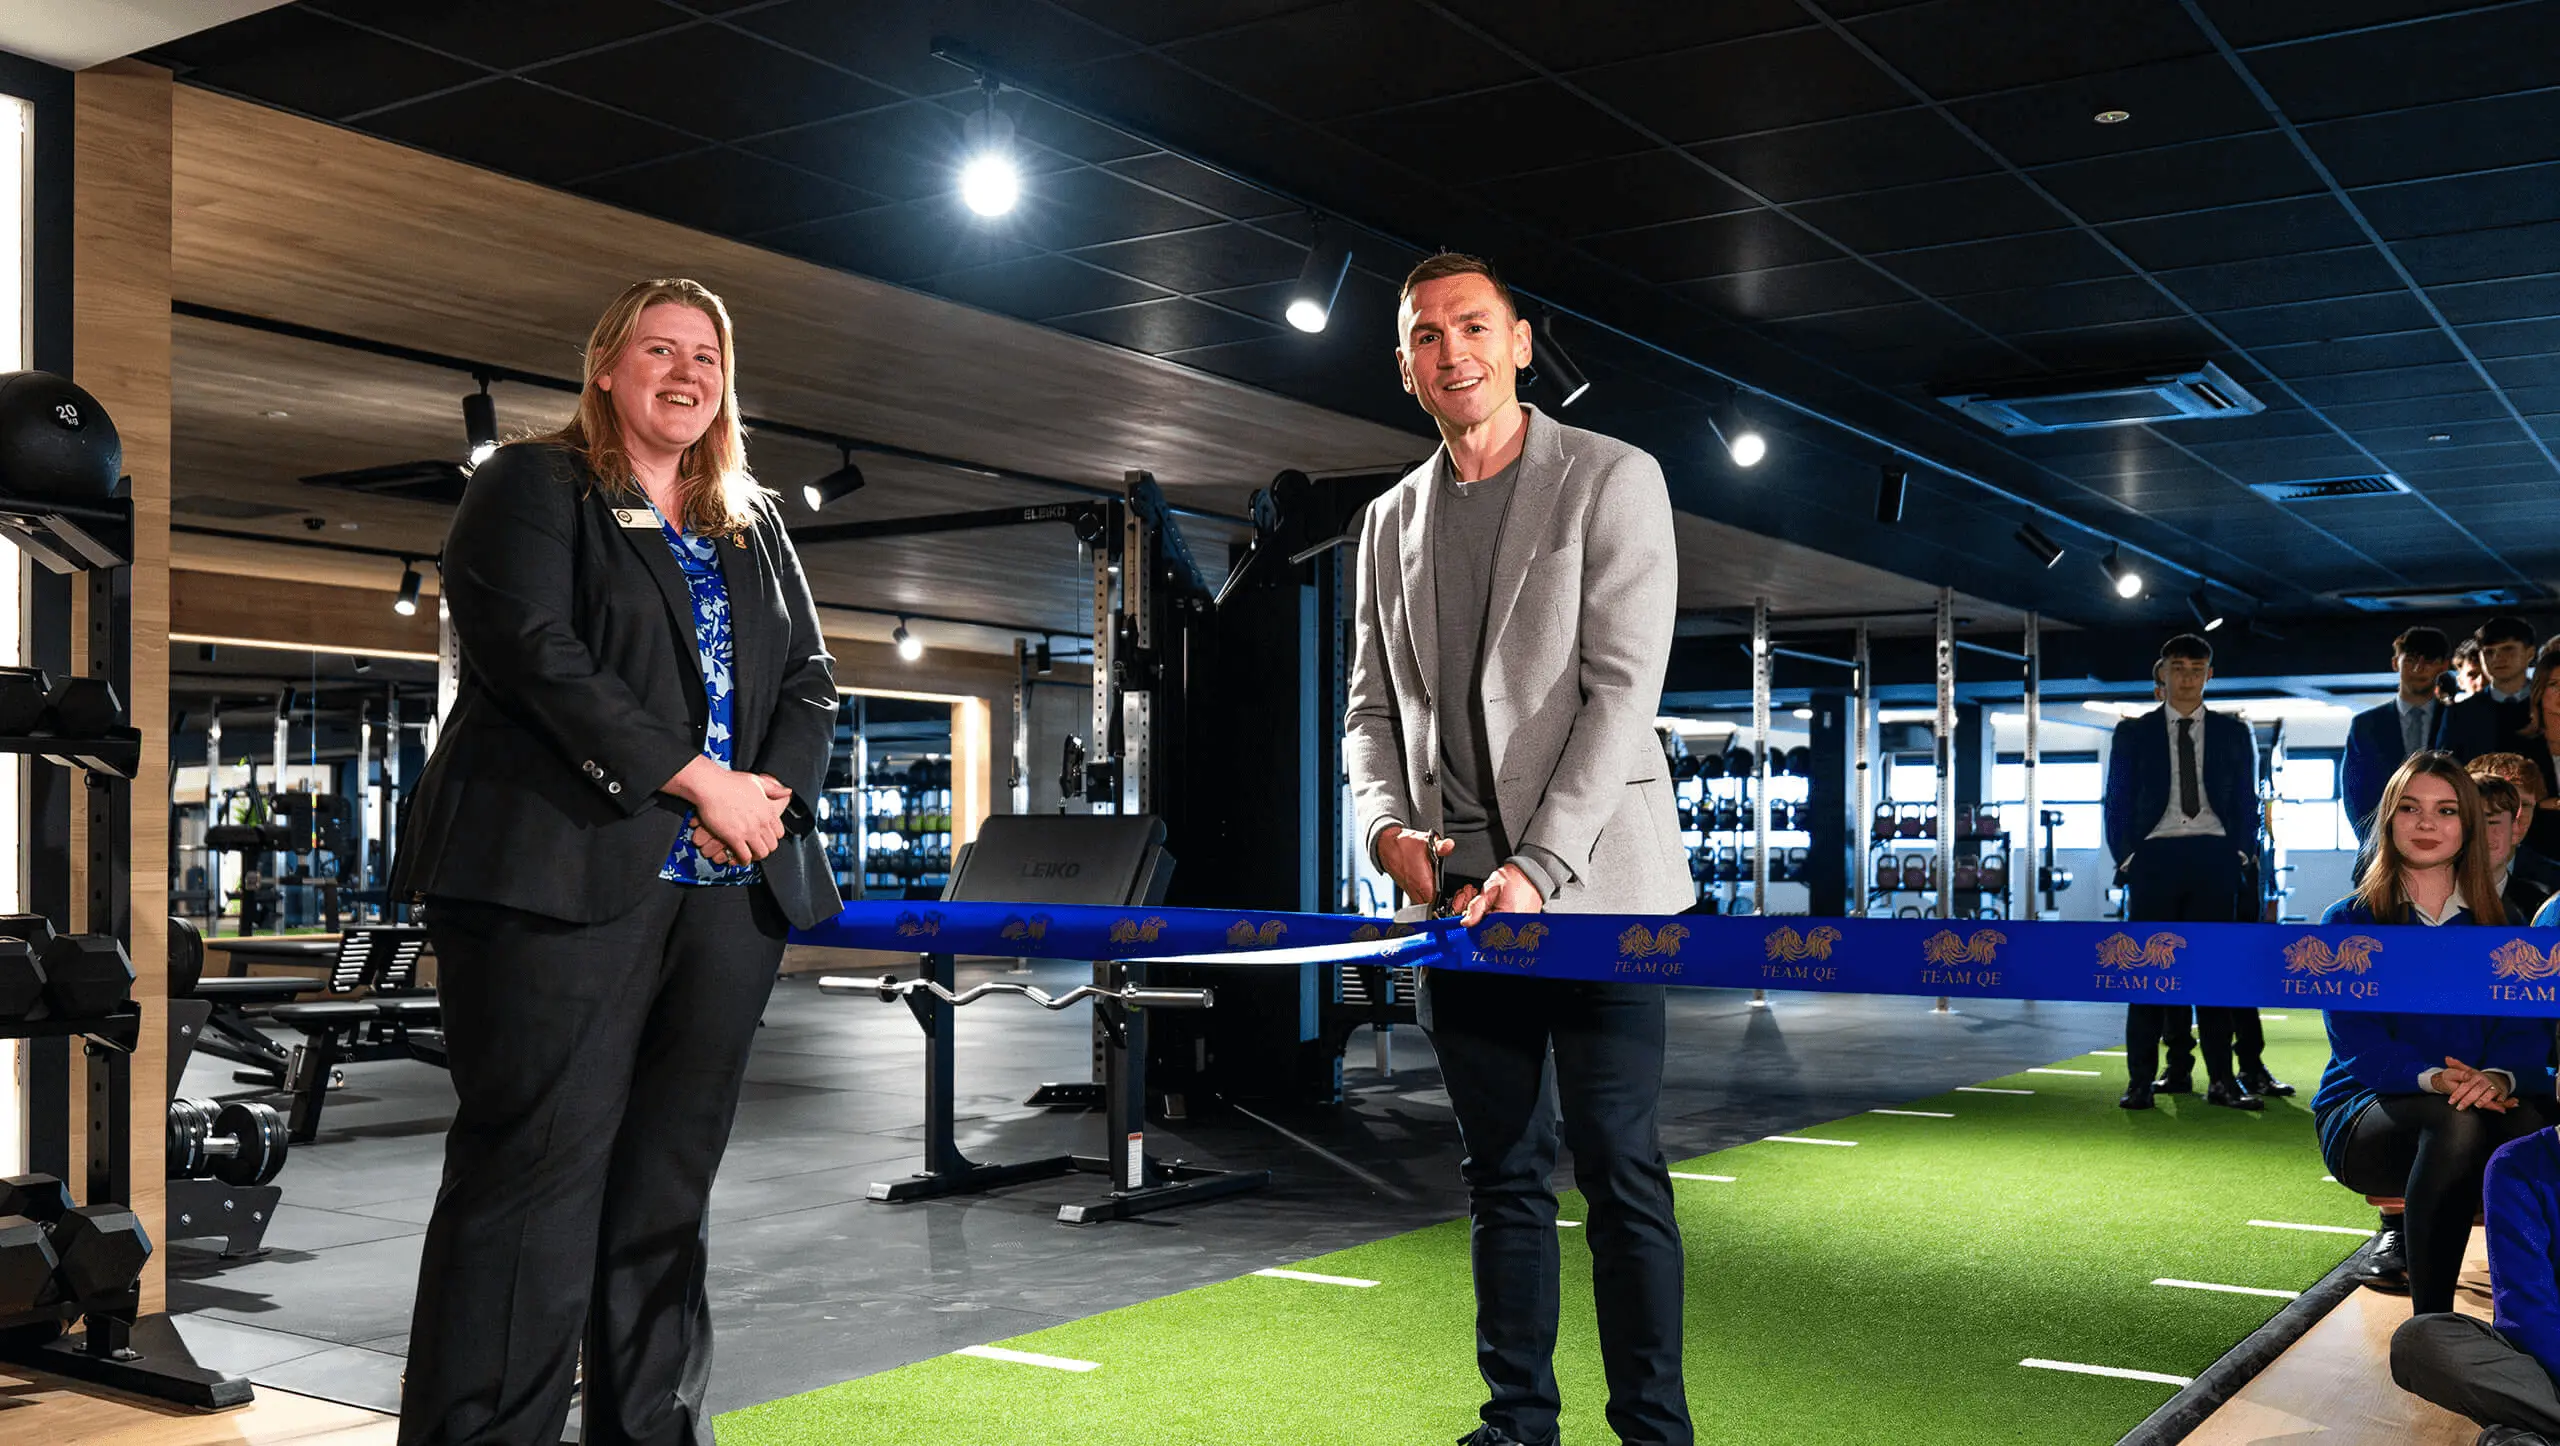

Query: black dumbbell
[0,666,47,733]
[37,675,121,734]
[0,1173,71,1225]
[0,1213,55,1314]
[0,937,40,1021]
[168,1098,289,1186]
[0,920,130,1019]
[45,1203,150,1311]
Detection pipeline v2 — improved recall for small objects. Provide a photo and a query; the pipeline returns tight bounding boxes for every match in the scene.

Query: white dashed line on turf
[2091,1050,2128,1057]
[2320,1174,2337,1183]
[1558,1220,1582,1228]
[2248,1220,2373,1236]
[956,1345,1100,1372]
[1253,1268,1377,1288]
[1763,1136,1858,1147]
[2020,1358,2193,1387]
[2153,1278,2301,1299]
[1869,1109,1954,1118]
[1669,1171,1736,1182]
[2028,1068,2102,1076]
[1956,1086,2033,1095]
[2262,1014,2287,1020]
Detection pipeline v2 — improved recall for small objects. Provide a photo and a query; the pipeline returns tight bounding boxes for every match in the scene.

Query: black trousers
[401,882,787,1446]
[2393,1313,2560,1435]
[1419,966,1691,1446]
[2327,1091,2560,1315]
[2121,835,2255,1086]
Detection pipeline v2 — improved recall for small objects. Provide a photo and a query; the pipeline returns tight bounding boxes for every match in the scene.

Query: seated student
[2314,752,2560,1316]
[2477,751,2560,898]
[2475,772,2558,923]
[2391,1124,2560,1446]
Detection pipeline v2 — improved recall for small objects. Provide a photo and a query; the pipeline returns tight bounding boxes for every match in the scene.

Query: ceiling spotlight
[462,378,498,467]
[802,445,867,512]
[2014,522,2063,569]
[2094,109,2131,125]
[1284,220,1352,335]
[1707,396,1766,468]
[1791,707,1814,720]
[893,618,924,663]
[1534,312,1591,407]
[2101,545,2144,599]
[2187,591,2225,632]
[1875,464,1908,525]
[958,84,1020,218]
[393,563,422,617]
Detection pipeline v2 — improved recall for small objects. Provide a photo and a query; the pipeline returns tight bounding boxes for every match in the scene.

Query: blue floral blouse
[653,503,759,886]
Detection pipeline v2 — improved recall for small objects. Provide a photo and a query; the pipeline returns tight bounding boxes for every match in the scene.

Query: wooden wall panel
[75,59,172,1308]
[172,569,440,657]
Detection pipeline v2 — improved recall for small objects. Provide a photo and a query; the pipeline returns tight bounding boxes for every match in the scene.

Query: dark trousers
[2328,1091,2560,1315]
[2393,1312,2560,1435]
[2121,835,2250,1086]
[1419,967,1691,1446]
[400,882,787,1446]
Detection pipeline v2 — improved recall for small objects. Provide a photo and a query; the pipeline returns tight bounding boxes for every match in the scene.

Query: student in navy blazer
[2340,627,2452,843]
[2313,753,2560,1318]
[2103,635,2278,1109]
[2391,1126,2560,1439]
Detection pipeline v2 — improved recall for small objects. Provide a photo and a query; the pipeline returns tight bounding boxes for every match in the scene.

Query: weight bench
[168,917,315,1088]
[263,927,439,1143]
[164,934,284,1258]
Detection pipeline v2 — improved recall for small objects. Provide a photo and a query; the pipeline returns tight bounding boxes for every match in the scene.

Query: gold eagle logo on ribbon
[1922,928,2006,964]
[2283,934,2380,976]
[1108,916,1169,945]
[893,910,941,938]
[1763,925,1841,962]
[1479,922,1551,952]
[1618,923,1691,959]
[1350,922,1417,943]
[2491,938,2560,982]
[2096,931,2186,968]
[997,914,1050,944]
[1225,919,1289,947]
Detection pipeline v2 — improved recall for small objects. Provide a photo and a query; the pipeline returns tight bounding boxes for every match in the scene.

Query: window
[1993,752,2105,850]
[2272,747,2350,852]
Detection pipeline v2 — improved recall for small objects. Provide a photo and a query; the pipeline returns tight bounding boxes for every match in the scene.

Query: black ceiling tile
[1067,222,1308,295]
[528,22,902,142]
[1761,300,1991,357]
[1575,27,1913,144]
[1161,1,1527,121]
[2178,436,2375,478]
[1099,152,1300,221]
[363,78,699,188]
[2303,90,2560,191]
[2462,315,2560,361]
[1944,277,2185,335]
[1579,211,1842,284]
[1199,266,1401,337]
[2485,353,2560,394]
[744,101,969,202]
[2198,1,2518,50]
[2286,360,2483,407]
[1333,82,1655,185]
[1687,106,1993,205]
[2153,246,2406,311]
[1875,230,2128,295]
[2251,329,2465,379]
[1671,257,1918,321]
[2407,462,2557,496]
[1470,151,1759,238]
[306,0,695,72]
[1846,0,2210,100]
[574,149,885,235]
[733,0,1135,98]
[996,165,1228,252]
[2382,441,2550,479]
[2202,291,2436,348]
[1839,335,2033,388]
[1788,172,2070,253]
[2034,132,2326,226]
[2394,219,2560,287]
[1047,296,1277,353]
[919,255,1172,319]
[2100,195,2365,272]
[760,200,1041,284]
[2355,162,2560,242]
[2012,318,2233,374]
[1468,0,1809,71]
[2504,385,2560,415]
[1001,93,1165,168]
[2321,388,2516,433]
[147,7,487,122]
[1047,0,1325,47]
[2431,274,2560,328]
[1943,55,2274,170]
[2239,2,2560,125]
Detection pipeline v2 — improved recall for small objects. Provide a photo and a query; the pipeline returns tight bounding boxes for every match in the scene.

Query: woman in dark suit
[2313,752,2558,1317]
[391,278,841,1446]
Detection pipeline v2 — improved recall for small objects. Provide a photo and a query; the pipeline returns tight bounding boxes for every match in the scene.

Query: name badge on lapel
[611,507,656,530]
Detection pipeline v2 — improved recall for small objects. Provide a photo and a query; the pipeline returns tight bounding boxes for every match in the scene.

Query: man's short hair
[2159,633,2214,664]
[2392,626,2451,662]
[2455,636,2482,664]
[1398,252,1519,327]
[2473,751,2547,804]
[2478,615,2535,648]
[2473,772,2524,816]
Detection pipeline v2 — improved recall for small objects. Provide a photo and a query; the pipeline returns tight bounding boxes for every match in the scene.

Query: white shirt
[2409,885,2517,1095]
[2147,704,2226,840]
[2491,683,2529,704]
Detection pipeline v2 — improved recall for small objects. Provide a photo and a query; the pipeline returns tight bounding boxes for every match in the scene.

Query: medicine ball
[0,372,121,505]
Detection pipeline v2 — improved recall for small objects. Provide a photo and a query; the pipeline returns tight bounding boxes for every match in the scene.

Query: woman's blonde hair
[537,278,759,536]
[2355,750,2506,925]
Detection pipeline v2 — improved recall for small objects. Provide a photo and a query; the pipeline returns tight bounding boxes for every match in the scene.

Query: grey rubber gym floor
[167,954,2124,1418]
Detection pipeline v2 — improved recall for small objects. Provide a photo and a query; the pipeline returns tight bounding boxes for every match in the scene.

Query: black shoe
[2153,1067,2196,1095]
[2239,1067,2295,1097]
[2478,1427,2556,1446]
[2119,1084,2155,1110]
[2205,1078,2264,1110]
[2358,1227,2411,1294]
[1458,1428,1555,1446]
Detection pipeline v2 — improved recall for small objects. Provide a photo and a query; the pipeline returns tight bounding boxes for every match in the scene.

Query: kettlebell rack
[0,482,250,1407]
[1868,802,2013,921]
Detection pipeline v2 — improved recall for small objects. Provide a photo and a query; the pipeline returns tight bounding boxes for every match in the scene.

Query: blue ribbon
[791,902,2560,1018]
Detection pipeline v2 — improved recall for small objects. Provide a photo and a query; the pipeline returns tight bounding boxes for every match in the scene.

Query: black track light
[275,686,297,720]
[394,562,422,617]
[1535,313,1591,407]
[2101,545,2144,600]
[802,446,867,512]
[1035,638,1053,675]
[893,618,923,663]
[2014,522,2063,568]
[463,378,498,467]
[1284,219,1353,335]
[1875,464,1908,525]
[2188,591,2225,633]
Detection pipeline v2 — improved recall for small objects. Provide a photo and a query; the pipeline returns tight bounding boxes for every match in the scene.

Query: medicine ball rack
[0,482,251,1406]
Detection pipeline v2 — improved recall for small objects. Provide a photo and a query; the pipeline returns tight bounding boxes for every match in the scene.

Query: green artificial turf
[718,1013,2362,1446]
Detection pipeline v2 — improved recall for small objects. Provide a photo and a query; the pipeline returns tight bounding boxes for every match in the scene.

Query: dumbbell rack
[1867,827,2015,921]
[863,755,953,896]
[0,488,249,1406]
[1675,754,1813,913]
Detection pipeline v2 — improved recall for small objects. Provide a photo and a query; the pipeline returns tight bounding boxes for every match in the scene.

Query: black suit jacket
[392,442,843,928]
[2434,689,2532,763]
[2102,706,2261,870]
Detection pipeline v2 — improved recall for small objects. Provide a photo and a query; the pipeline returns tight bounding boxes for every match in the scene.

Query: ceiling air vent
[2247,473,2411,504]
[2340,585,2541,612]
[1939,361,2263,435]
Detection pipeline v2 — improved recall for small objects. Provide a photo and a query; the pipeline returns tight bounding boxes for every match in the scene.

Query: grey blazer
[1345,405,1691,916]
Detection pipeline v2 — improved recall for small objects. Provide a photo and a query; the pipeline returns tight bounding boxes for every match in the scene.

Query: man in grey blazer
[1347,252,1693,1446]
